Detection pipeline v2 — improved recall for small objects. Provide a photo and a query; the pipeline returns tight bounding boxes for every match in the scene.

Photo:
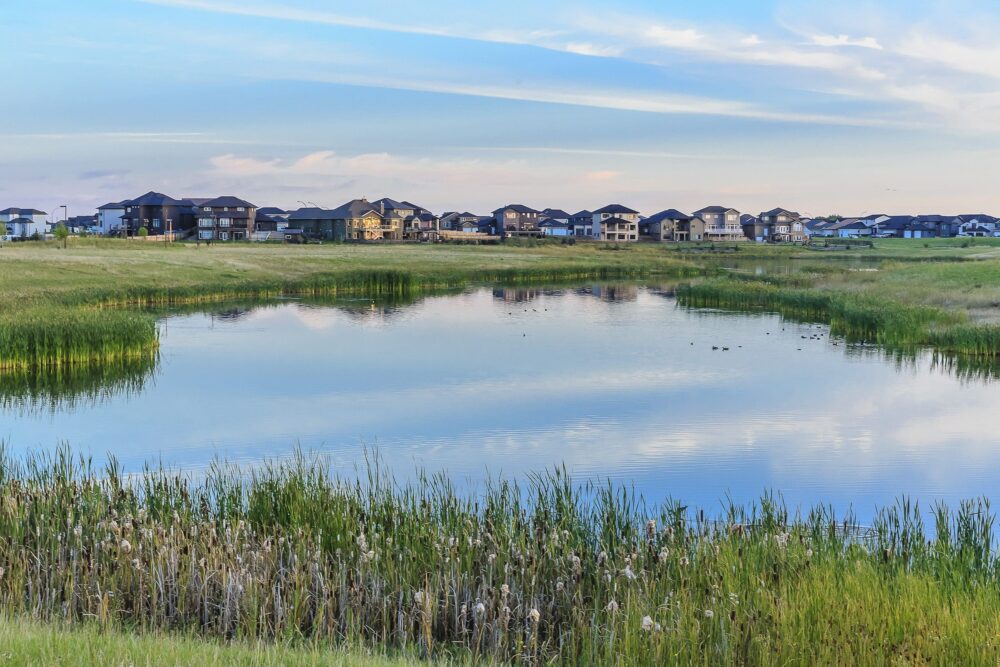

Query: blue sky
[3,0,1000,217]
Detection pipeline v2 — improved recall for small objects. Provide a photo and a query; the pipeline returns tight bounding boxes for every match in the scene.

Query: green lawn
[0,616,421,667]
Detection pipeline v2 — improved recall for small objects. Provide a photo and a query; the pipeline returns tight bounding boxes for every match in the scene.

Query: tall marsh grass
[677,279,1000,357]
[1,447,1000,663]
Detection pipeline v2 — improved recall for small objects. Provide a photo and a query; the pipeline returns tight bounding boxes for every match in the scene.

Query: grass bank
[0,615,421,666]
[1,447,1000,664]
[0,241,703,371]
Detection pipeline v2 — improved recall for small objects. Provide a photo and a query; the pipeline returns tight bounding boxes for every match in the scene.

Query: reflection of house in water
[574,284,639,302]
[492,288,542,303]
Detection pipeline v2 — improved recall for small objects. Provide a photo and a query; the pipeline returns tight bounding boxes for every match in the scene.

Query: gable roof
[693,205,738,215]
[492,204,540,215]
[98,201,130,210]
[199,196,256,209]
[760,208,799,218]
[570,209,592,218]
[257,206,287,215]
[0,207,47,215]
[593,204,639,215]
[288,207,337,221]
[127,191,184,207]
[542,208,571,219]
[645,209,693,223]
[329,199,382,219]
[598,216,637,225]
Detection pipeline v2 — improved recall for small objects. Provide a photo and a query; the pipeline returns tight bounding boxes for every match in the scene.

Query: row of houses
[4,196,999,243]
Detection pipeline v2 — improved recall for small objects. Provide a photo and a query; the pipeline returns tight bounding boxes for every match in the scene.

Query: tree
[53,222,69,249]
[137,226,149,239]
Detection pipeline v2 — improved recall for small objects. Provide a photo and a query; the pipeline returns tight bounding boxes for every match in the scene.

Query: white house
[0,207,48,238]
[97,201,129,235]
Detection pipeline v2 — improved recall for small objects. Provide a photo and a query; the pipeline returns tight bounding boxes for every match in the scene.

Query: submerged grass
[1,447,1000,663]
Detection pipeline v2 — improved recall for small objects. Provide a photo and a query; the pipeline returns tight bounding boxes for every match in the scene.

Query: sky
[2,0,1000,218]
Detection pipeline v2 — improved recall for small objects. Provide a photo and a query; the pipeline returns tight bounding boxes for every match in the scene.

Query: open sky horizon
[3,0,1000,219]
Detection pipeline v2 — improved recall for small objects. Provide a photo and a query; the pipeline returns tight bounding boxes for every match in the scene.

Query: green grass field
[0,616,420,666]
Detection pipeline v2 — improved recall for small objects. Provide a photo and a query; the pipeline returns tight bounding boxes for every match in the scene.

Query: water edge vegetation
[0,447,999,664]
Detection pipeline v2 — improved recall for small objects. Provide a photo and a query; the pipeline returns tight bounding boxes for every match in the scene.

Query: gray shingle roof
[645,209,692,223]
[199,196,256,209]
[593,204,639,215]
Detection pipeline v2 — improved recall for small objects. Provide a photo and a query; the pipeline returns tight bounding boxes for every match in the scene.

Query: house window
[199,219,213,228]
[220,232,229,240]
[203,207,210,212]
[199,231,213,239]
[219,218,231,227]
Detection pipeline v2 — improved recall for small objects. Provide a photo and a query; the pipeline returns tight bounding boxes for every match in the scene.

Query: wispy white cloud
[808,33,883,50]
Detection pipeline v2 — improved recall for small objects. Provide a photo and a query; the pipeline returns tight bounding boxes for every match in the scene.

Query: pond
[2,284,998,520]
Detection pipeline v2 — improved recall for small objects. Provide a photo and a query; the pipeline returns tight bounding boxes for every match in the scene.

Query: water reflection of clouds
[5,287,1000,521]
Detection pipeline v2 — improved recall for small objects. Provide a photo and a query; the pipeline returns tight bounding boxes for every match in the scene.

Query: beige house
[642,209,705,241]
[329,199,402,240]
[591,204,640,241]
[693,206,744,241]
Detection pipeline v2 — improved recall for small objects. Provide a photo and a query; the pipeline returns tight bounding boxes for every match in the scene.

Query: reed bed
[676,279,1000,357]
[1,448,1000,663]
[0,305,158,372]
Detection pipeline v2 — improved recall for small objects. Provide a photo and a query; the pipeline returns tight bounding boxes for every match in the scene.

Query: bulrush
[0,447,995,664]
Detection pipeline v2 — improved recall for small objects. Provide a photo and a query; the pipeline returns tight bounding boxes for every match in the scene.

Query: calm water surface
[3,285,998,520]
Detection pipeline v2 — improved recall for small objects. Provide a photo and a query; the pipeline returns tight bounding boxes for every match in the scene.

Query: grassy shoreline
[0,447,999,663]
[3,238,1000,370]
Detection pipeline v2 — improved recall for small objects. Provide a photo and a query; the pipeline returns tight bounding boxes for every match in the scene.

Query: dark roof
[329,199,382,219]
[199,196,256,209]
[288,207,338,221]
[66,215,96,224]
[645,209,692,223]
[541,208,571,219]
[492,204,539,215]
[255,211,276,222]
[0,207,46,215]
[372,197,411,211]
[539,218,570,227]
[593,204,639,215]
[98,201,129,210]
[760,208,799,218]
[127,191,184,207]
[257,206,287,215]
[693,205,738,215]
[599,216,636,225]
[6,217,35,224]
[570,210,592,218]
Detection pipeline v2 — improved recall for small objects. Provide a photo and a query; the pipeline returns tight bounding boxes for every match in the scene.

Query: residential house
[334,198,400,241]
[194,196,257,241]
[569,210,593,237]
[97,201,129,235]
[65,214,97,233]
[0,207,48,238]
[440,211,482,231]
[693,206,743,241]
[826,217,871,238]
[287,208,344,240]
[492,204,541,238]
[539,218,572,236]
[740,214,769,242]
[643,209,705,241]
[956,214,999,237]
[591,204,639,241]
[541,208,571,223]
[120,192,195,237]
[759,208,804,243]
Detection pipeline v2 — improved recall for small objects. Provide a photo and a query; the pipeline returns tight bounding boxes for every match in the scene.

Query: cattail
[703,609,714,619]
[606,600,619,614]
[119,538,132,554]
[474,602,486,616]
[528,608,540,624]
[641,615,654,631]
[658,548,669,563]
[646,519,656,540]
[500,583,510,598]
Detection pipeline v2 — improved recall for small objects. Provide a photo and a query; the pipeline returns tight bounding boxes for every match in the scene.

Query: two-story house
[591,204,639,241]
[643,209,705,241]
[120,192,195,237]
[693,206,743,241]
[759,208,804,243]
[332,198,400,240]
[569,210,593,236]
[492,204,541,238]
[0,207,48,238]
[194,196,257,241]
[97,201,129,235]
